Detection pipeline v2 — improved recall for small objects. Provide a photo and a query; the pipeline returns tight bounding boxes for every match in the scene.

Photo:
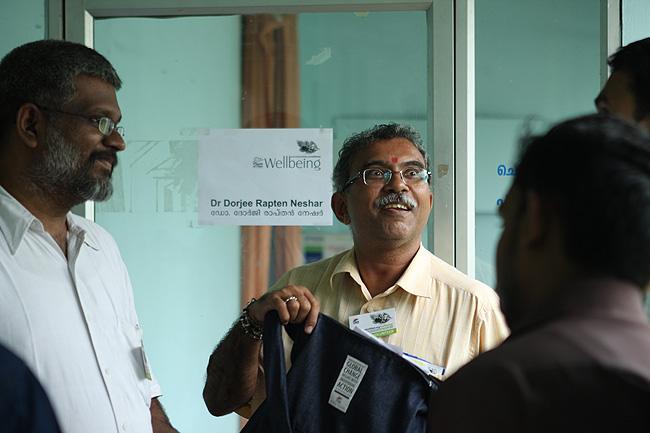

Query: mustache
[374,193,417,210]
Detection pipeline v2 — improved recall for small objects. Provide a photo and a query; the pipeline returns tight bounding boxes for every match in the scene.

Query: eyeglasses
[37,105,124,137]
[343,167,431,190]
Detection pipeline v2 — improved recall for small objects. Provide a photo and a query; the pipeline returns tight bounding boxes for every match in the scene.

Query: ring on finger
[284,296,298,304]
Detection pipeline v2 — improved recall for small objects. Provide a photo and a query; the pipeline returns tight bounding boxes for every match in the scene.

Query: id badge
[348,307,397,337]
[140,341,152,381]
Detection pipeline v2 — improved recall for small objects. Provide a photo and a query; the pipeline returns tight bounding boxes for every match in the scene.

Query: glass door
[473,0,608,287]
[65,1,462,431]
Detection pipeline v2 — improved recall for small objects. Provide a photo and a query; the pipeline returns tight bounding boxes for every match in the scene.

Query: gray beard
[25,124,116,206]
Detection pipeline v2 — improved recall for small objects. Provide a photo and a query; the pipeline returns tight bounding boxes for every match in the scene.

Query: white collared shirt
[0,186,161,433]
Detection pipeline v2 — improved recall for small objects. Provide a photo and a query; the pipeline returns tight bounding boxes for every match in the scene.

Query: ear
[520,190,552,248]
[331,192,351,225]
[15,103,45,149]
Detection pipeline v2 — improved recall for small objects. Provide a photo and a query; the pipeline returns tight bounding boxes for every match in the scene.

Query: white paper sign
[198,128,333,226]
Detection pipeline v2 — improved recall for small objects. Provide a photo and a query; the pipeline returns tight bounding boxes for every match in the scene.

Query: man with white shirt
[0,40,177,433]
[203,123,509,418]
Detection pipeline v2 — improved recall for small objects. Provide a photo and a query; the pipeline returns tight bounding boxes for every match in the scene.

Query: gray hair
[333,123,429,193]
[0,39,122,141]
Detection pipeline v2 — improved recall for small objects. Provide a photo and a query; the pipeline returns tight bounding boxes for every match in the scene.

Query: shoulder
[287,249,350,275]
[270,249,351,291]
[422,248,501,308]
[432,331,650,432]
[429,348,521,431]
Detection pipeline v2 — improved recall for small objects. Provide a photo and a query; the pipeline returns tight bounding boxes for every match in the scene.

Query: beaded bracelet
[239,298,263,340]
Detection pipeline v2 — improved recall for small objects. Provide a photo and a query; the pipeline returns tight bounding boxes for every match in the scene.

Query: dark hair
[514,113,650,288]
[332,123,429,193]
[0,39,122,141]
[608,37,650,121]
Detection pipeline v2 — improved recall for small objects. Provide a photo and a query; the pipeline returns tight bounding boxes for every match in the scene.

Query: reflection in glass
[94,11,426,432]
[474,0,600,287]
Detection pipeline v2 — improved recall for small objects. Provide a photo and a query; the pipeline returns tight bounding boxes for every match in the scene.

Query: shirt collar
[0,185,93,255]
[0,185,42,255]
[330,244,432,298]
[330,248,359,286]
[66,212,95,249]
[513,278,648,335]
[394,245,433,297]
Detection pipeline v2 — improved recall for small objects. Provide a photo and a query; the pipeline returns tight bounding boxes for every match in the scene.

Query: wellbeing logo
[253,140,322,171]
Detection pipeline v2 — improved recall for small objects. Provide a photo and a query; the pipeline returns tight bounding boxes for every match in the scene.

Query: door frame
[53,0,621,274]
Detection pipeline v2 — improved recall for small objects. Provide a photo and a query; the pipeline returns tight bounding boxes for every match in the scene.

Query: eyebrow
[96,108,122,123]
[359,159,426,170]
[71,102,122,123]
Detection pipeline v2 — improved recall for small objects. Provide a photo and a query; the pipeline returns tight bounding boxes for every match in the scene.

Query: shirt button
[123,422,128,431]
[367,306,374,313]
[105,368,111,375]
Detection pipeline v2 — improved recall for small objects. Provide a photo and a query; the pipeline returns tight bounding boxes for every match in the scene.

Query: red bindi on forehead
[391,157,398,163]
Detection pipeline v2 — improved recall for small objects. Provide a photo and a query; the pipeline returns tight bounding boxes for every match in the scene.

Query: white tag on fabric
[140,341,152,380]
[348,308,397,337]
[328,355,368,413]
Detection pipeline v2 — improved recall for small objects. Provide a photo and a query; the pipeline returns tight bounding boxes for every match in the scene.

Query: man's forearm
[203,322,262,417]
[151,397,179,433]
[203,287,319,417]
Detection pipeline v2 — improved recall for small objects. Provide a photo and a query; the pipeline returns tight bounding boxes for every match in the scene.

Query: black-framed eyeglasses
[37,105,124,137]
[343,167,431,190]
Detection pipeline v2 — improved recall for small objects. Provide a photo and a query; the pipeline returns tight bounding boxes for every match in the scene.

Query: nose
[104,129,126,152]
[384,170,408,192]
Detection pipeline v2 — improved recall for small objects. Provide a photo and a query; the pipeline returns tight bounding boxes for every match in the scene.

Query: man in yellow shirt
[203,123,509,418]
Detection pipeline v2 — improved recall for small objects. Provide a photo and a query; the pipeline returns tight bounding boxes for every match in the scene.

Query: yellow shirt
[241,245,509,417]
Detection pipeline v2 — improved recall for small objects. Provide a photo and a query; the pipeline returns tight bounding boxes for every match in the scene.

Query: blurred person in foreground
[0,342,61,433]
[428,114,650,432]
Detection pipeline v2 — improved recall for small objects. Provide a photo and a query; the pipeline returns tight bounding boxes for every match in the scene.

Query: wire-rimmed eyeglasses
[343,167,431,191]
[37,105,124,137]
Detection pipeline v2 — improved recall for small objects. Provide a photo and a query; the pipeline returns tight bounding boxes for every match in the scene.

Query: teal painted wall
[0,0,44,58]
